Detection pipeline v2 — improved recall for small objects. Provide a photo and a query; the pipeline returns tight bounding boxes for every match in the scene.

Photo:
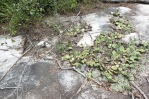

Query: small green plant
[110,11,133,33]
[112,18,132,32]
[56,41,73,53]
[65,23,82,36]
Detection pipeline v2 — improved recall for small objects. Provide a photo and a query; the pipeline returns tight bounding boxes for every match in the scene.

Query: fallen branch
[131,92,135,99]
[55,59,72,70]
[0,87,21,90]
[70,78,88,99]
[0,49,9,51]
[130,81,148,99]
[55,58,101,86]
[76,78,88,95]
[26,34,35,47]
[0,46,32,82]
[90,77,101,85]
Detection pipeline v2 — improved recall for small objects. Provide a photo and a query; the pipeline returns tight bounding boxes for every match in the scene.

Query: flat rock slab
[102,0,149,3]
[128,4,149,42]
[0,62,132,99]
[0,62,84,99]
[73,86,131,99]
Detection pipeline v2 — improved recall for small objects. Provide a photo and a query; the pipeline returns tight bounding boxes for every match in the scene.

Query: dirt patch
[20,22,59,56]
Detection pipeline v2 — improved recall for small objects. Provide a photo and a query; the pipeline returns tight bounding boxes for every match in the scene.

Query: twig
[32,47,40,58]
[146,78,149,83]
[26,34,35,47]
[0,49,9,51]
[72,67,86,77]
[76,11,81,17]
[131,92,135,99]
[72,67,101,86]
[5,60,32,99]
[76,78,88,95]
[0,46,32,82]
[60,94,61,99]
[55,59,72,70]
[130,81,148,99]
[55,58,101,86]
[16,62,29,97]
[70,78,88,99]
[90,77,101,85]
[88,33,93,42]
[0,87,21,90]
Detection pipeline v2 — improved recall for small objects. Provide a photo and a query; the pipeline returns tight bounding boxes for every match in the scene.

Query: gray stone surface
[0,62,132,99]
[128,4,149,42]
[73,86,131,99]
[0,62,84,99]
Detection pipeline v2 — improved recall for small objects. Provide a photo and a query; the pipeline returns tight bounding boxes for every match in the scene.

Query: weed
[110,11,133,33]
[0,0,79,34]
[0,0,42,34]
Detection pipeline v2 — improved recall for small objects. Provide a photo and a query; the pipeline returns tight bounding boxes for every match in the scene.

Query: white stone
[77,33,95,47]
[37,41,46,47]
[122,33,139,43]
[37,38,52,48]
